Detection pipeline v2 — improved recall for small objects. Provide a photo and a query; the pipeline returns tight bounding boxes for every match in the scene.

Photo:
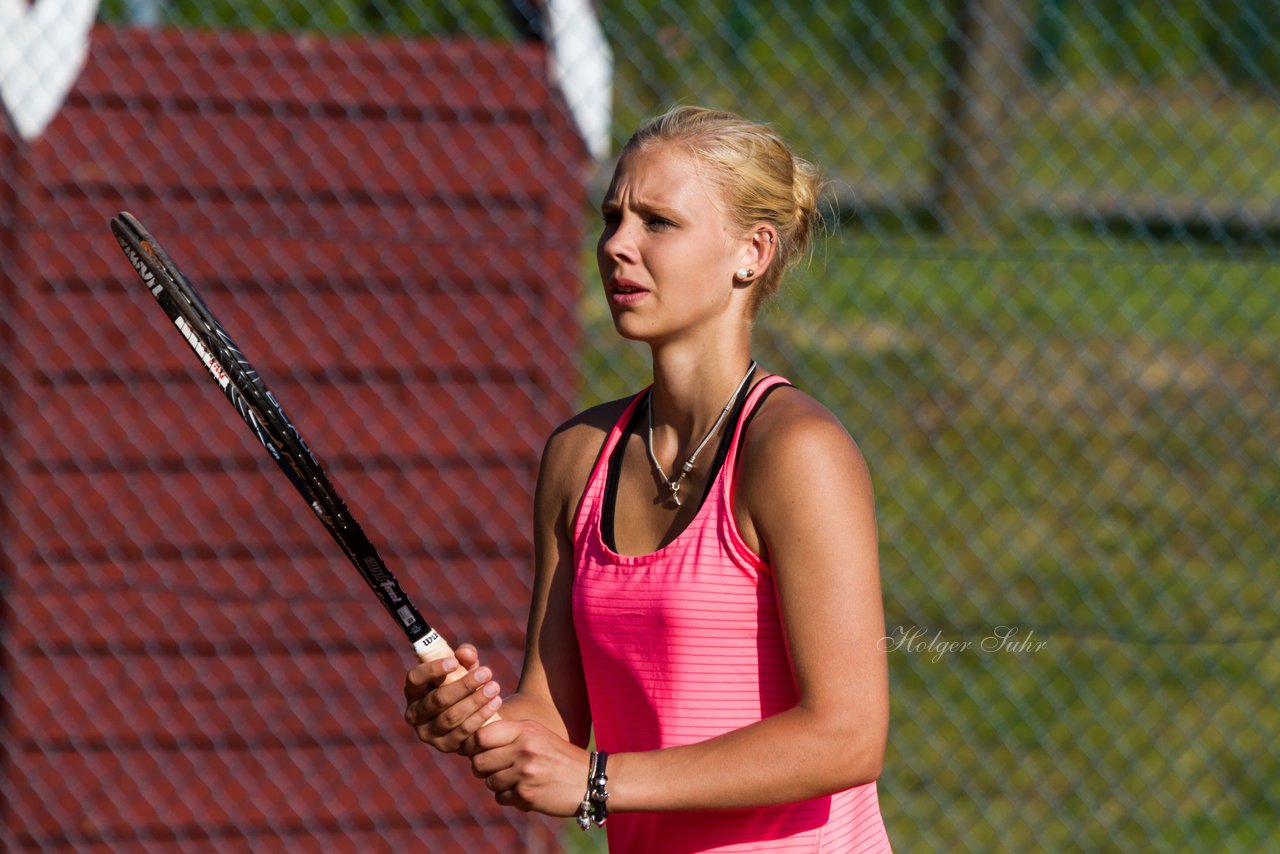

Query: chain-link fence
[2,1,1277,851]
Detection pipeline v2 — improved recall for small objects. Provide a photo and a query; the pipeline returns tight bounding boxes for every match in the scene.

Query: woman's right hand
[403,643,504,754]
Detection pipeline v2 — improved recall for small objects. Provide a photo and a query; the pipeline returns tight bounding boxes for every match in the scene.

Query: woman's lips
[608,278,649,306]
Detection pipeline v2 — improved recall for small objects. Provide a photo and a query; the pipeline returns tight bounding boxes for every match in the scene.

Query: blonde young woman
[403,107,892,852]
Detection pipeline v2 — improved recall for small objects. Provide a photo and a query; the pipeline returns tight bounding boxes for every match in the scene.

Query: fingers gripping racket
[109,211,468,678]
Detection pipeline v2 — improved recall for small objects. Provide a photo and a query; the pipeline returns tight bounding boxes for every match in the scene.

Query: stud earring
[735,268,754,281]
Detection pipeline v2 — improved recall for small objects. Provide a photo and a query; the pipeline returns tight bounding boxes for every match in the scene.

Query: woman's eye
[646,217,674,231]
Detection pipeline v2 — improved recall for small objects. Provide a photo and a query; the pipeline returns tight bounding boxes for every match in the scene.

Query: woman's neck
[648,344,756,444]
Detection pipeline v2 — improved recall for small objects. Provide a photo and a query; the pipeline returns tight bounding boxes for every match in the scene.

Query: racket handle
[412,630,502,723]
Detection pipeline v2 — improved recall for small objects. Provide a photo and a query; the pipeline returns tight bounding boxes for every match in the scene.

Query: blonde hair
[622,105,822,309]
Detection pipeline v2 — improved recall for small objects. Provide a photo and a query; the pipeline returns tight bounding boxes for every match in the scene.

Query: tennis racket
[109,211,466,675]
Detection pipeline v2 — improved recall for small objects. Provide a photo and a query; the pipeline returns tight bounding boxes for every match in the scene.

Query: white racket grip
[412,629,456,669]
[412,630,501,723]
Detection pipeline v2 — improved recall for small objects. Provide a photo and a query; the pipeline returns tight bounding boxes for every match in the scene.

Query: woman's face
[596,143,751,343]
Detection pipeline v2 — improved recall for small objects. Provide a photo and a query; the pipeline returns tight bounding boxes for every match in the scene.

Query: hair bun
[788,155,822,262]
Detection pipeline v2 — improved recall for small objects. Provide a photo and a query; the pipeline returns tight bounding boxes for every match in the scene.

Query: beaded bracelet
[575,751,609,831]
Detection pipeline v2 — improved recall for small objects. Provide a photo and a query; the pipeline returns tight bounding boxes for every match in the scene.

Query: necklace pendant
[645,359,757,512]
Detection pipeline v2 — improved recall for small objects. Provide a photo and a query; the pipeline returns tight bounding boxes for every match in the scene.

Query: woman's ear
[738,224,779,279]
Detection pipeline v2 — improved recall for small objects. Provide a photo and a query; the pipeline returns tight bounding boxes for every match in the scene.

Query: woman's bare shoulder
[735,384,876,564]
[747,385,859,445]
[537,393,639,503]
[739,384,870,491]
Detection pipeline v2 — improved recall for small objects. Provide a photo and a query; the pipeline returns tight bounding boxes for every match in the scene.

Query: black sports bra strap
[600,393,648,552]
[731,379,793,471]
[600,375,791,552]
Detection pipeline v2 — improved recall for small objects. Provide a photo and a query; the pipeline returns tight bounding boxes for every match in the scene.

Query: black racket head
[111,213,296,437]
[109,211,309,478]
[110,212,218,320]
[108,211,435,646]
[110,212,250,388]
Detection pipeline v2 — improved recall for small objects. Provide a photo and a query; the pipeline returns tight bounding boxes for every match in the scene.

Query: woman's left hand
[467,720,590,816]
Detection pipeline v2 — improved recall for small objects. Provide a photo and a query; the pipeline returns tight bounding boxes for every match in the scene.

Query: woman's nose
[600,221,635,263]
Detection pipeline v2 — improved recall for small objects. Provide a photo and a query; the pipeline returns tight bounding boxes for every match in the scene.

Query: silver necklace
[646,360,757,507]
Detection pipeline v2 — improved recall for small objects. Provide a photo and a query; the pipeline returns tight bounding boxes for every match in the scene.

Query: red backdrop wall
[0,24,588,849]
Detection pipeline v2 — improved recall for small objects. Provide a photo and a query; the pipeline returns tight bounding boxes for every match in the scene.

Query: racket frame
[109,211,450,662]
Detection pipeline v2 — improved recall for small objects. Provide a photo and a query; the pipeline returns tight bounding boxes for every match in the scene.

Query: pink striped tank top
[572,375,891,853]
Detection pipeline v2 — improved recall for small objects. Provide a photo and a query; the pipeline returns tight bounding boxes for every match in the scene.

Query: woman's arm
[469,391,889,814]
[404,403,619,753]
[495,412,604,746]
